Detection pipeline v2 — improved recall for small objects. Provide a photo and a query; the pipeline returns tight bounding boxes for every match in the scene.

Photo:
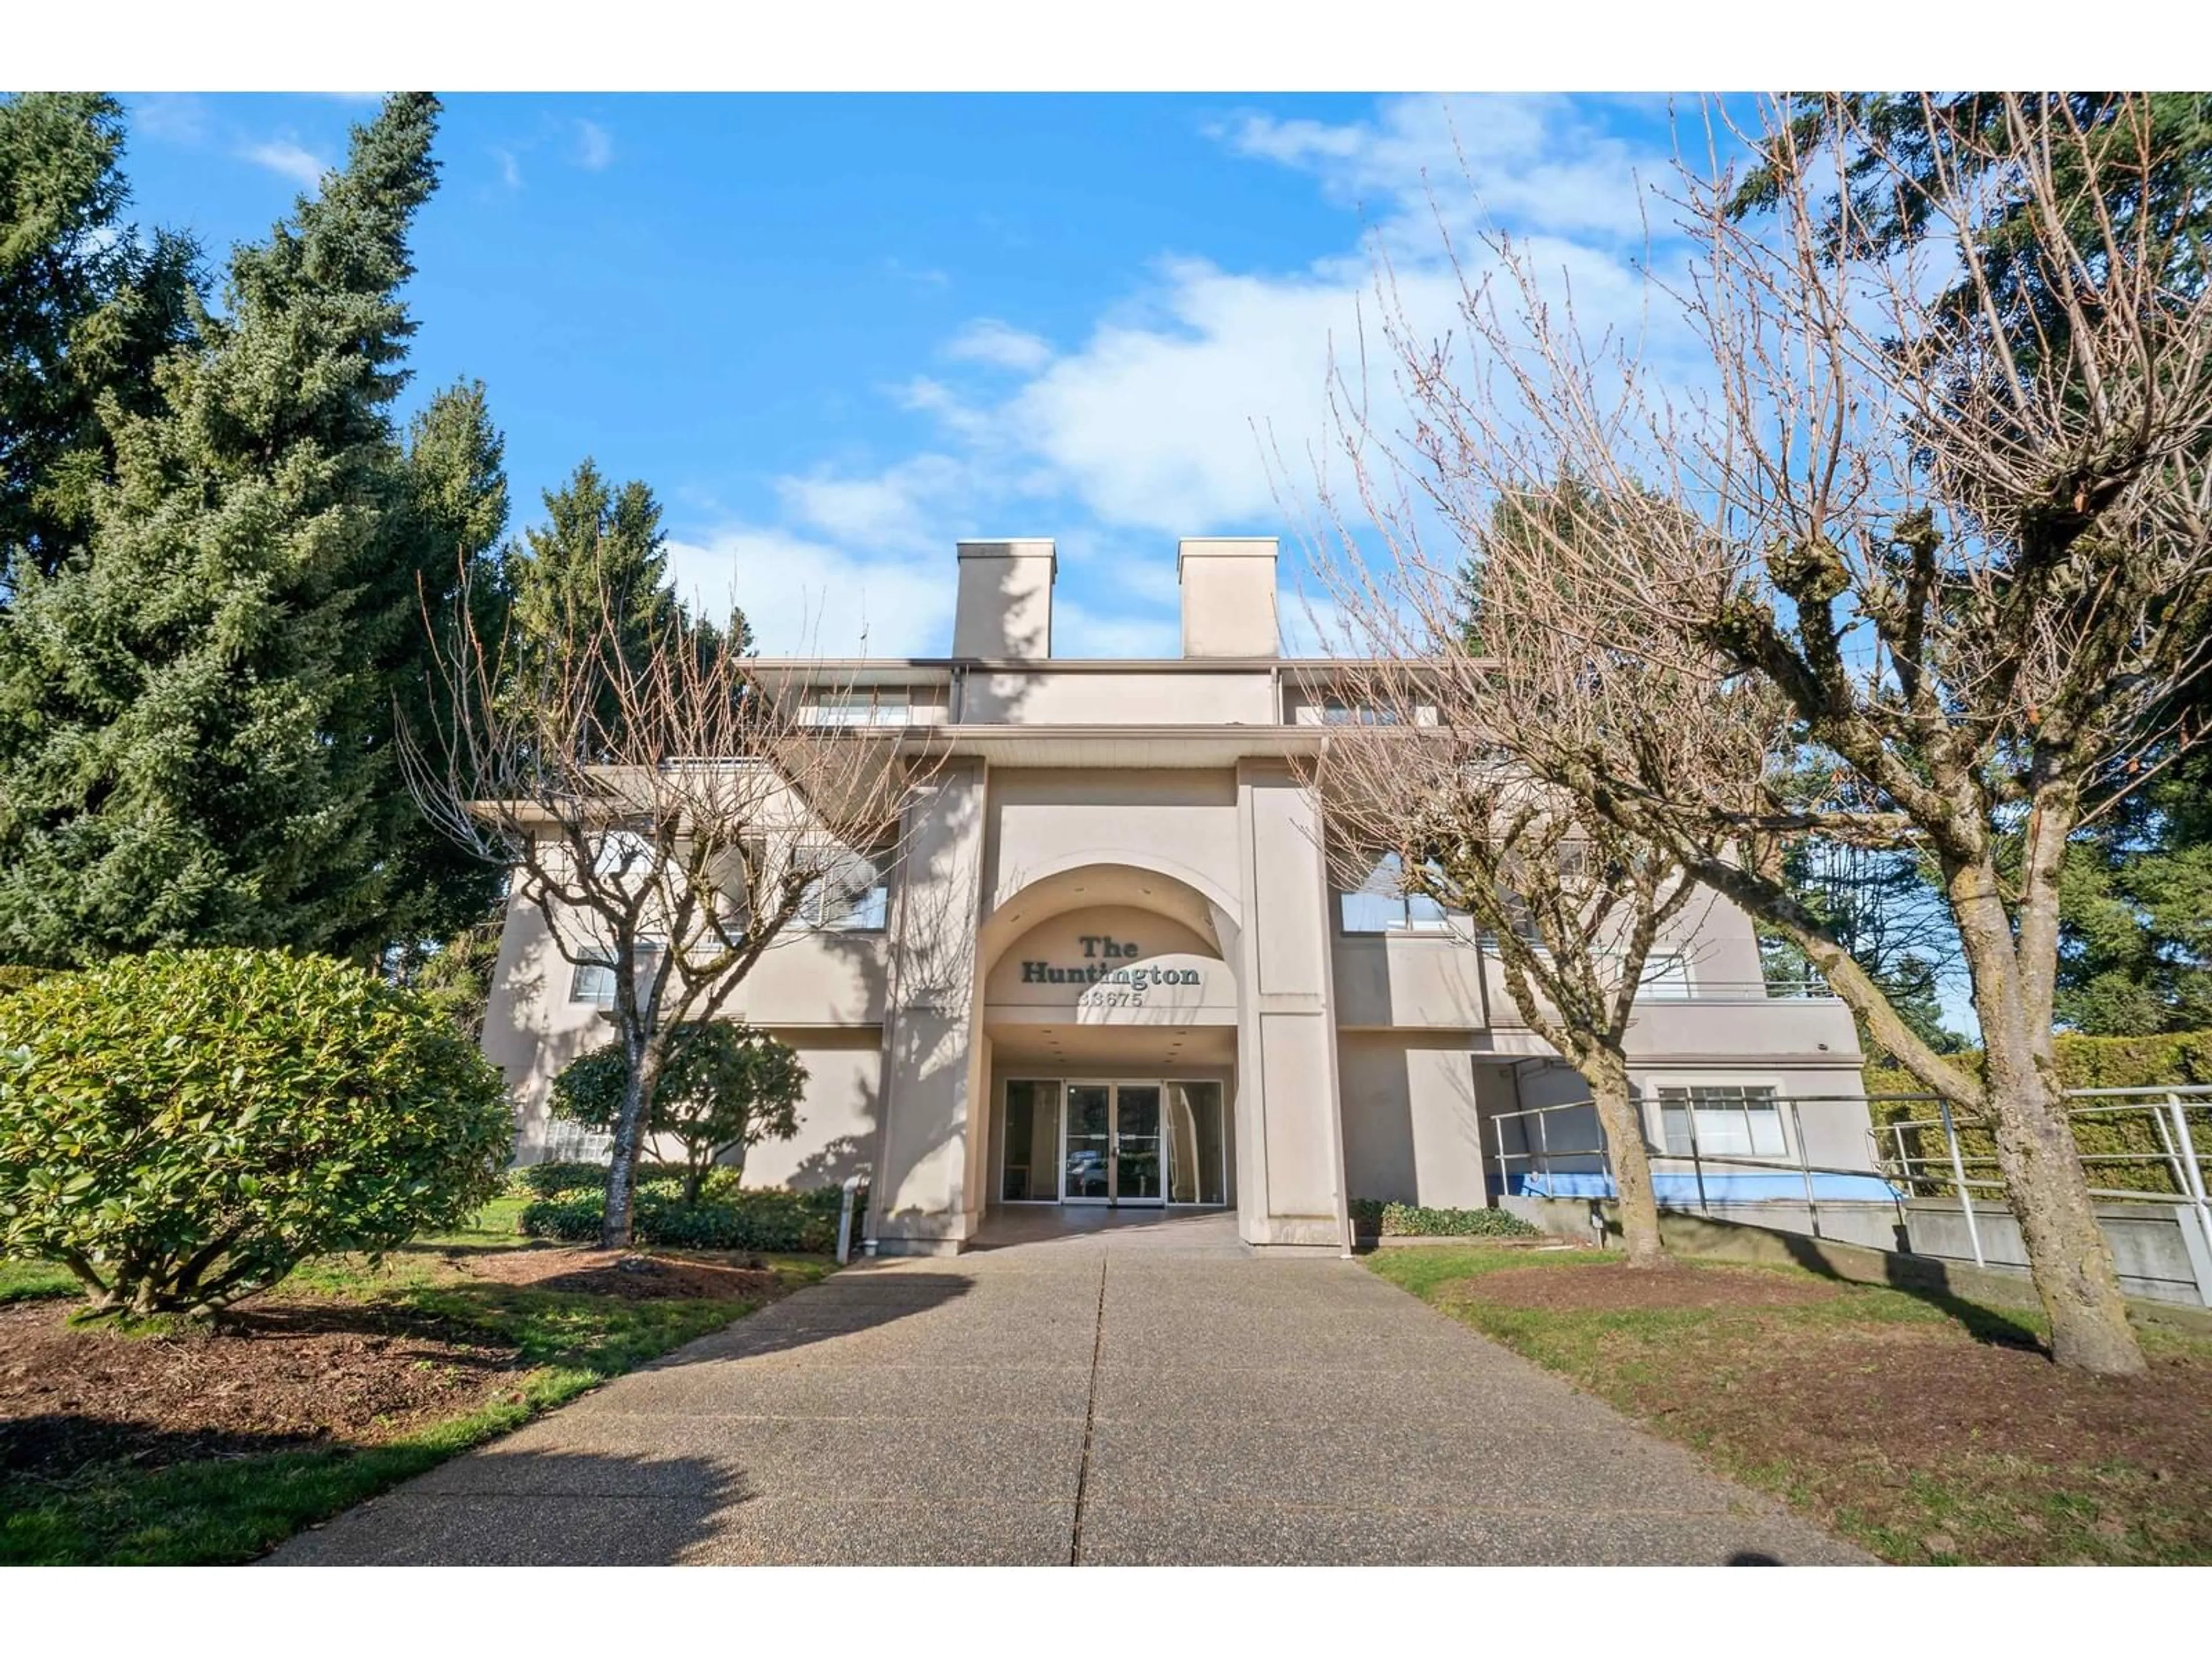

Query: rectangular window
[1658,1085,1785,1158]
[797,846,892,932]
[1319,698,1399,726]
[1637,954,1692,999]
[802,689,912,726]
[1339,850,1453,934]
[568,940,664,1006]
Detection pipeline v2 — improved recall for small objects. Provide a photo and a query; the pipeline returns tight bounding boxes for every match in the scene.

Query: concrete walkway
[272,1214,1867,1565]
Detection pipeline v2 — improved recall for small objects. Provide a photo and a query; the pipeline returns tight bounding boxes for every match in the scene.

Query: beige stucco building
[482,536,1873,1254]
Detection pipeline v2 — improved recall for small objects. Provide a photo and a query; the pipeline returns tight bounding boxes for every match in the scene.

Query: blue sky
[117,92,1691,658]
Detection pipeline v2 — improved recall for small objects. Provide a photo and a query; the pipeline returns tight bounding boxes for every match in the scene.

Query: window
[569,940,664,1006]
[1319,698,1399,726]
[802,689,912,727]
[1658,1085,1785,1158]
[590,829,653,880]
[1636,954,1692,999]
[1339,850,1452,933]
[797,846,891,931]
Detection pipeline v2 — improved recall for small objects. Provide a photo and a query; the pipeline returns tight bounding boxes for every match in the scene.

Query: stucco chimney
[1177,537,1279,658]
[953,539,1056,659]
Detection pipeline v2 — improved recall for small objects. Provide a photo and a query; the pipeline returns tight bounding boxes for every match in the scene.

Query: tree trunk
[602,1033,658,1251]
[1979,1012,2146,1375]
[1587,1050,1666,1269]
[1941,859,2146,1376]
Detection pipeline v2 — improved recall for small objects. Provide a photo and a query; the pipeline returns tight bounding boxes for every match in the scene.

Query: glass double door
[1063,1082,1163,1205]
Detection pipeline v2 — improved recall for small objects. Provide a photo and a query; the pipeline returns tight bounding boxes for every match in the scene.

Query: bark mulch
[457,1246,785,1302]
[0,1299,520,1482]
[0,1247,783,1486]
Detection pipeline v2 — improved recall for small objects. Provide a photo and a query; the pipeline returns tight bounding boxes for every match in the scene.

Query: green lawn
[1369,1242,2212,1566]
[0,1257,79,1302]
[0,1209,831,1566]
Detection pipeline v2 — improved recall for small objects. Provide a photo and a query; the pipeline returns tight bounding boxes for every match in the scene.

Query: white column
[1231,760,1351,1248]
[870,758,991,1254]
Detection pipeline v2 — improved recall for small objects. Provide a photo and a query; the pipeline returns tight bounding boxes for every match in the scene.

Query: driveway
[272,1211,1866,1565]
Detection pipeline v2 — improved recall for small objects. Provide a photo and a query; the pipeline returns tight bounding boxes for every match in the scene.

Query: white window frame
[1318,697,1400,726]
[1655,1082,1787,1160]
[801,688,913,728]
[568,938,665,1006]
[794,844,893,933]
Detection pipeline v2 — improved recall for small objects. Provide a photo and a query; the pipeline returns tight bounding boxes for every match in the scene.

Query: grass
[1368,1243,2212,1566]
[0,1258,79,1303]
[0,1205,833,1566]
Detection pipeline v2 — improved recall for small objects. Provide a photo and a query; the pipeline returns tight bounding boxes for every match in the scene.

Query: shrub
[520,1183,851,1253]
[509,1160,745,1201]
[1349,1199,1540,1238]
[1864,1031,2212,1198]
[512,1161,618,1199]
[0,965,50,997]
[552,1021,807,1203]
[0,949,512,1318]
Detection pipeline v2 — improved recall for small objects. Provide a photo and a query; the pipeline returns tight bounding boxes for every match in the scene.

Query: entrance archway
[977,863,1239,1212]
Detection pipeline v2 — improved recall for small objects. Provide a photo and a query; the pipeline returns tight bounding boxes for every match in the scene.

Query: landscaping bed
[1371,1243,2212,1565]
[0,1213,830,1565]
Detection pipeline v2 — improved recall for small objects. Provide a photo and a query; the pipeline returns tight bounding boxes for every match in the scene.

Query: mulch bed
[457,1247,785,1302]
[0,1247,783,1486]
[1457,1261,1843,1312]
[1693,1322,2212,1478]
[0,1299,520,1482]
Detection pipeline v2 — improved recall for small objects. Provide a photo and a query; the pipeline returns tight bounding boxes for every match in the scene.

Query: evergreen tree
[0,93,495,964]
[511,458,680,667]
[507,460,751,733]
[0,92,196,587]
[2054,755,2212,1033]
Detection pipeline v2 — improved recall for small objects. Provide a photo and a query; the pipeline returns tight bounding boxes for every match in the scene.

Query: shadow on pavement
[270,1451,751,1565]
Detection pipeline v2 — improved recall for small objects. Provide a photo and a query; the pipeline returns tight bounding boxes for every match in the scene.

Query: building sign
[1019,934,1203,991]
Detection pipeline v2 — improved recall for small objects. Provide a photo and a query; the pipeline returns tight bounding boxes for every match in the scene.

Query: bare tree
[403,566,933,1248]
[1330,93,2212,1374]
[1299,484,1766,1269]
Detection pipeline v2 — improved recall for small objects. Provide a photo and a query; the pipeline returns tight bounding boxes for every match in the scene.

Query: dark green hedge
[1865,1030,2212,1199]
[520,1183,853,1253]
[1349,1199,1540,1238]
[510,1161,753,1200]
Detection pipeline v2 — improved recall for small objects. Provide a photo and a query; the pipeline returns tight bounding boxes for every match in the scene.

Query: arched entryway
[975,863,1240,1213]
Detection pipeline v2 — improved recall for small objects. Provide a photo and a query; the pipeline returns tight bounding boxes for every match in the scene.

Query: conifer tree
[0,93,495,964]
[0,92,195,586]
[507,460,752,734]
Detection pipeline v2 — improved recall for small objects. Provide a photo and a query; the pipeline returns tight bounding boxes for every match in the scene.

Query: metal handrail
[1488,1085,2212,1289]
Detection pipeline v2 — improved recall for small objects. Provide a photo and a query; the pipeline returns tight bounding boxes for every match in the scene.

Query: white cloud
[1052,599,1181,660]
[945,318,1054,373]
[774,454,975,555]
[575,120,613,171]
[666,529,955,658]
[494,146,523,190]
[239,139,329,190]
[670,96,1697,662]
[1215,93,1666,246]
[132,94,209,144]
